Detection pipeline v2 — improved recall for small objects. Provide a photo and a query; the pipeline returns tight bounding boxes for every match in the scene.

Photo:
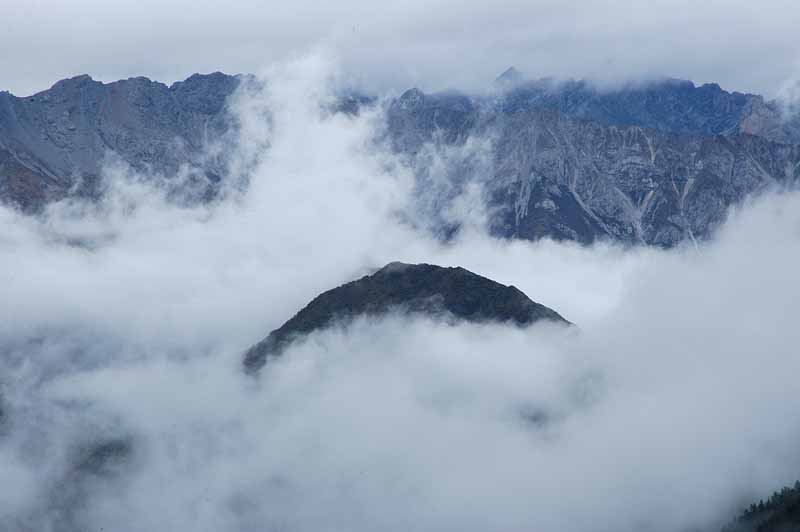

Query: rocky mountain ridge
[0,72,242,209]
[387,89,800,246]
[387,75,800,246]
[2,70,799,247]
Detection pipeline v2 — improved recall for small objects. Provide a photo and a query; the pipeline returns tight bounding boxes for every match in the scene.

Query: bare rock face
[722,481,800,532]
[0,72,242,210]
[243,262,569,372]
[2,71,799,247]
[386,79,800,247]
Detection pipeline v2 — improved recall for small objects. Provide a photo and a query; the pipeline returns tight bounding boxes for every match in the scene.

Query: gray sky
[1,0,799,97]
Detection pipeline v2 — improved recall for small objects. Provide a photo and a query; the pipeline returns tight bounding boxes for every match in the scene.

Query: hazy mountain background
[2,68,799,248]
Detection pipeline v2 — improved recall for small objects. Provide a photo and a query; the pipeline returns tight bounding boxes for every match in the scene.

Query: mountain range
[0,72,242,209]
[1,70,799,247]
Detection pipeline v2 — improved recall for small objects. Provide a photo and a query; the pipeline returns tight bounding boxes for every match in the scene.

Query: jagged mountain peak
[41,74,99,95]
[495,66,524,85]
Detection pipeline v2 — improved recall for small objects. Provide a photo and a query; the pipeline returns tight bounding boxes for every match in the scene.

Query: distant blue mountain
[496,75,799,141]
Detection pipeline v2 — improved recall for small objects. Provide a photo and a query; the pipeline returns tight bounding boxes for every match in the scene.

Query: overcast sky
[1,0,799,97]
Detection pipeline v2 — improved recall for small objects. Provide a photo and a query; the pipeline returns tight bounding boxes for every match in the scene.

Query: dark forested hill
[243,262,569,372]
[723,482,800,532]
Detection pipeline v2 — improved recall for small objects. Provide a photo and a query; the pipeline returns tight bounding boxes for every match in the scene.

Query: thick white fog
[1,56,800,531]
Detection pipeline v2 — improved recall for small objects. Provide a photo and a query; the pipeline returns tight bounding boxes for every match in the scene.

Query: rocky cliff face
[243,262,569,372]
[2,71,799,247]
[387,83,800,247]
[493,77,800,142]
[0,72,242,210]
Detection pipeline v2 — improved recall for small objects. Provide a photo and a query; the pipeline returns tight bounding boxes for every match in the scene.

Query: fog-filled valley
[2,56,800,532]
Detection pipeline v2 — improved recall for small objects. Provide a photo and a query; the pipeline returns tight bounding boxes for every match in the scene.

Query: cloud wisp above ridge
[1,55,800,531]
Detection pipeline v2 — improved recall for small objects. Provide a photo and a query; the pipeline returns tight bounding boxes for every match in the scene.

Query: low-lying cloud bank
[1,57,800,532]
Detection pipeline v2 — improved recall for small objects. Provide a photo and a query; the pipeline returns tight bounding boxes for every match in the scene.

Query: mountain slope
[243,262,569,372]
[0,72,242,210]
[388,88,800,247]
[723,482,800,532]
[2,72,799,248]
[493,74,800,143]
